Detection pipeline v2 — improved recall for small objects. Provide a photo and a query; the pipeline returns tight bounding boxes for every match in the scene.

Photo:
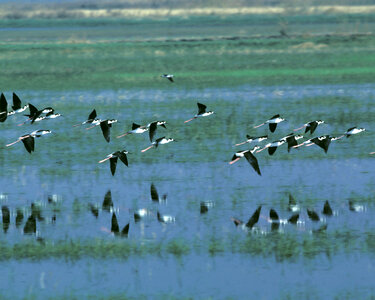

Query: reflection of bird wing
[12,93,22,110]
[149,122,157,142]
[118,151,128,167]
[109,157,118,176]
[121,223,129,236]
[197,103,207,115]
[269,209,279,221]
[23,215,36,234]
[246,206,261,228]
[21,136,35,153]
[288,213,299,224]
[307,209,320,221]
[244,151,261,176]
[150,183,159,201]
[100,121,111,143]
[102,190,113,211]
[111,213,119,234]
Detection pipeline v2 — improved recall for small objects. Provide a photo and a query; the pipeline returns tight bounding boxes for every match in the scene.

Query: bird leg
[6,139,21,147]
[293,125,306,131]
[116,132,129,138]
[229,158,241,164]
[234,141,248,146]
[256,146,268,153]
[141,145,154,152]
[253,122,265,128]
[184,117,196,123]
[98,156,112,163]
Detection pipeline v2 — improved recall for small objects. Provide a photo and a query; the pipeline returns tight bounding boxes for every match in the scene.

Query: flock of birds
[0,78,370,237]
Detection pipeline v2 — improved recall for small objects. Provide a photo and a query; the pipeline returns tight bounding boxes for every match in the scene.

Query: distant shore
[0,5,375,19]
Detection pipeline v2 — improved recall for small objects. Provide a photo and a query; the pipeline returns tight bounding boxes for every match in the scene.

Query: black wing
[322,200,333,216]
[168,77,174,82]
[88,109,97,122]
[102,190,113,211]
[111,213,119,234]
[132,123,141,130]
[197,102,207,115]
[309,121,318,134]
[2,205,10,233]
[246,135,253,140]
[245,205,262,228]
[30,110,43,124]
[268,146,278,155]
[89,203,99,218]
[312,136,331,153]
[0,93,7,122]
[271,114,280,119]
[118,151,128,167]
[121,223,130,236]
[288,193,296,206]
[288,213,299,224]
[269,123,277,133]
[27,103,38,118]
[12,93,22,110]
[150,183,159,202]
[286,136,298,152]
[243,151,261,176]
[109,157,118,176]
[100,121,111,143]
[149,121,157,142]
[154,137,165,148]
[21,136,35,153]
[269,209,279,221]
[307,209,320,221]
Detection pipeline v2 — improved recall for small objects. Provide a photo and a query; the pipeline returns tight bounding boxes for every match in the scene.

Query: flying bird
[234,135,268,147]
[229,146,261,176]
[294,120,324,134]
[257,139,286,155]
[141,137,175,152]
[6,129,51,153]
[73,109,98,127]
[161,74,174,82]
[232,205,262,229]
[184,102,214,123]
[253,114,285,132]
[7,93,29,116]
[98,150,129,176]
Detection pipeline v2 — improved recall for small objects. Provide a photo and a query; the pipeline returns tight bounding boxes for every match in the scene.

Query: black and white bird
[7,93,29,116]
[294,120,324,134]
[229,146,261,176]
[19,103,55,125]
[73,109,98,127]
[343,126,366,138]
[253,114,285,132]
[184,102,214,123]
[234,135,268,147]
[257,139,286,155]
[6,129,51,153]
[161,74,174,82]
[117,123,148,138]
[98,150,129,176]
[141,137,175,152]
[232,205,262,229]
[148,121,167,142]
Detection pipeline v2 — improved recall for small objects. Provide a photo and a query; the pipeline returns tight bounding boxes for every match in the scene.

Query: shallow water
[0,83,374,298]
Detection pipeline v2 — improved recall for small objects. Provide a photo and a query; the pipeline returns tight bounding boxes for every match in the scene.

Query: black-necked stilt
[254,114,285,132]
[307,209,320,222]
[98,150,129,176]
[19,103,54,125]
[6,129,51,153]
[343,126,366,138]
[157,211,175,223]
[7,93,29,116]
[2,206,10,233]
[102,190,113,212]
[73,109,97,127]
[229,146,261,176]
[111,213,129,237]
[148,120,167,142]
[161,74,174,82]
[151,183,167,203]
[0,93,8,122]
[281,133,304,152]
[307,135,341,153]
[294,120,324,134]
[184,102,214,123]
[232,205,262,229]
[141,137,175,152]
[234,135,268,147]
[87,119,118,143]
[257,139,286,155]
[23,215,36,235]
[322,200,333,216]
[117,122,148,138]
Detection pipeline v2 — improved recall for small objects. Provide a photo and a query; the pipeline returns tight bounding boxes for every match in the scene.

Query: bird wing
[155,137,165,148]
[245,205,262,228]
[0,93,8,122]
[268,146,278,156]
[307,209,320,221]
[269,209,279,221]
[132,123,141,130]
[312,136,331,153]
[102,190,113,211]
[12,93,22,110]
[271,114,280,119]
[286,136,298,152]
[21,136,35,153]
[288,213,299,224]
[322,200,333,216]
[28,103,38,118]
[168,77,174,82]
[197,102,207,115]
[309,121,318,134]
[109,157,118,176]
[30,110,43,124]
[88,109,97,121]
[149,121,157,142]
[150,183,159,201]
[23,215,36,234]
[269,123,277,133]
[244,151,261,176]
[118,151,128,167]
[100,121,111,143]
[111,213,120,234]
